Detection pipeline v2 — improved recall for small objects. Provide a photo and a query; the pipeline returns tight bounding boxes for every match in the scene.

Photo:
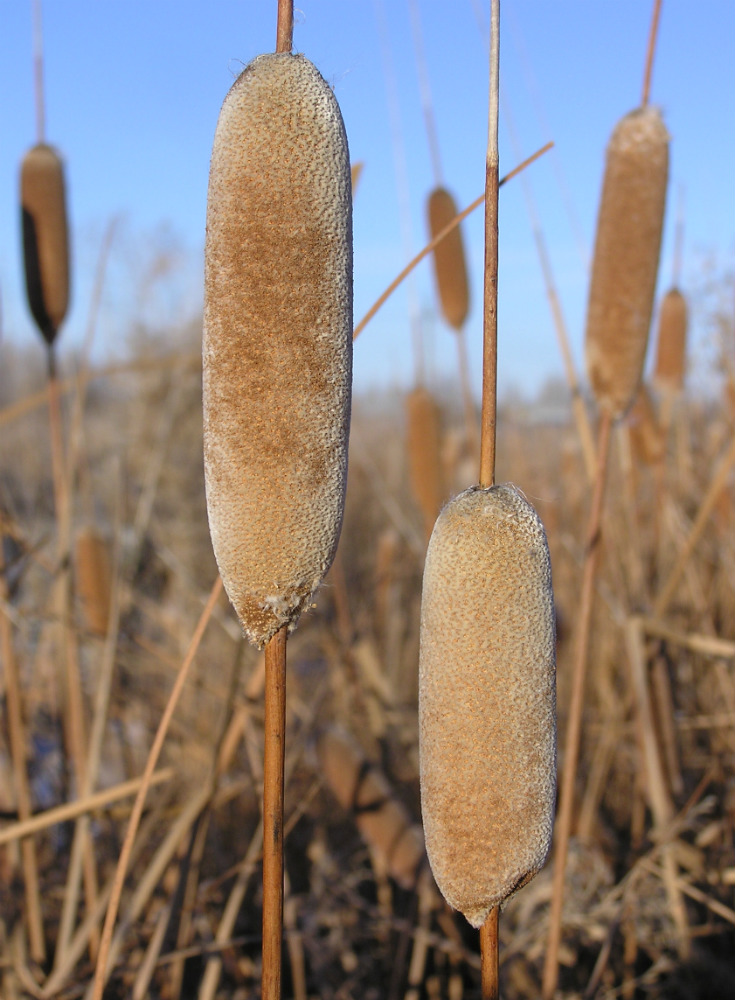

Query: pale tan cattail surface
[427,186,469,331]
[406,386,444,540]
[419,485,556,927]
[585,106,669,418]
[20,143,70,344]
[316,726,426,890]
[653,286,688,393]
[203,53,352,648]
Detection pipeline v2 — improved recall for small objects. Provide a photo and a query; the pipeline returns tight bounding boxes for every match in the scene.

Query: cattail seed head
[20,144,70,345]
[406,386,444,540]
[585,106,669,418]
[653,287,688,393]
[74,528,112,637]
[203,53,352,648]
[427,187,469,331]
[419,485,556,926]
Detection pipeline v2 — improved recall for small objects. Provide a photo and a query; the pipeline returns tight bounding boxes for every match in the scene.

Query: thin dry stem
[542,410,613,1000]
[32,0,45,142]
[480,908,500,1000]
[276,0,293,54]
[262,625,288,1000]
[480,0,499,488]
[641,0,663,107]
[90,576,222,1000]
[408,0,443,185]
[352,143,552,341]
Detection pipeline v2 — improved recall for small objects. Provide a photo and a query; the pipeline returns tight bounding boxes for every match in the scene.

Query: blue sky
[1,0,733,401]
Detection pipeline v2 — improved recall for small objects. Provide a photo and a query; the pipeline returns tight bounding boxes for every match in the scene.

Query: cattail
[427,187,469,331]
[419,485,556,927]
[585,107,669,418]
[653,287,688,393]
[74,527,111,637]
[203,53,352,648]
[20,143,70,345]
[406,386,444,540]
[316,726,426,890]
[627,383,664,466]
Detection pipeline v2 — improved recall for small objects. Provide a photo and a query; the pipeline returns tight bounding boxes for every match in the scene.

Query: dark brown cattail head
[427,186,469,331]
[419,485,556,926]
[20,144,70,346]
[203,53,353,648]
[653,287,688,393]
[585,107,669,418]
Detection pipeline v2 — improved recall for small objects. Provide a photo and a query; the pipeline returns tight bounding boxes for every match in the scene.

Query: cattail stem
[276,0,293,54]
[480,908,500,999]
[352,142,552,342]
[542,409,613,1000]
[262,625,288,1000]
[480,0,499,488]
[641,0,663,107]
[408,0,443,185]
[32,0,45,143]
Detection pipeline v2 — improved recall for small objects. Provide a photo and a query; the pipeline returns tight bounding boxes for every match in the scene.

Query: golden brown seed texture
[419,485,556,927]
[406,386,444,540]
[203,53,352,647]
[427,187,469,330]
[20,144,70,345]
[585,106,669,418]
[74,528,112,638]
[653,287,688,393]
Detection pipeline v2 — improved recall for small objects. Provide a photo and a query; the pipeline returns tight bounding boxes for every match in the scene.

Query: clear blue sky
[1,1,733,401]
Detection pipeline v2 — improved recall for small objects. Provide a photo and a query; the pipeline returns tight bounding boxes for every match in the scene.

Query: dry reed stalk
[406,386,444,541]
[627,383,664,467]
[419,486,556,927]
[316,726,426,890]
[20,144,70,346]
[74,527,111,637]
[585,107,669,419]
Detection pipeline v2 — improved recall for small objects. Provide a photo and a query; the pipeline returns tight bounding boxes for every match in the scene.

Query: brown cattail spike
[585,106,669,418]
[427,186,470,330]
[419,485,556,927]
[20,143,70,345]
[406,386,444,540]
[203,54,352,648]
[74,528,111,637]
[653,287,688,393]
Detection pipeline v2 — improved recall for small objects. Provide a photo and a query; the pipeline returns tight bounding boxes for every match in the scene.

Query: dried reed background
[0,303,733,997]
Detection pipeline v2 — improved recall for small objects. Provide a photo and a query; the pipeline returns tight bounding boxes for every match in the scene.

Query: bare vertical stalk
[262,625,287,1000]
[641,0,663,107]
[480,907,500,1000]
[542,410,613,1000]
[276,0,293,54]
[408,0,443,186]
[480,0,499,489]
[32,0,45,142]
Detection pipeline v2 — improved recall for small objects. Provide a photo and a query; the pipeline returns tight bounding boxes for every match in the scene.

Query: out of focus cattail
[627,383,664,466]
[20,143,70,345]
[653,287,688,394]
[427,187,469,331]
[74,527,111,637]
[585,107,669,418]
[316,726,426,890]
[406,386,444,540]
[203,53,353,647]
[419,485,556,927]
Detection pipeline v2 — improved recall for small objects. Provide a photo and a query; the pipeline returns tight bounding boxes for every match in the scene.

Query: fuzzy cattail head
[20,144,70,345]
[419,485,556,927]
[427,187,469,331]
[406,386,444,540]
[585,107,669,418]
[203,53,353,647]
[74,528,112,637]
[653,287,688,393]
[317,726,426,889]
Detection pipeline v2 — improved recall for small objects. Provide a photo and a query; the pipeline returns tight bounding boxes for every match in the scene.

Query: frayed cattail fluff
[419,485,556,927]
[585,107,669,418]
[653,287,688,393]
[317,726,426,890]
[406,386,444,540]
[203,53,353,648]
[427,187,469,330]
[20,144,70,345]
